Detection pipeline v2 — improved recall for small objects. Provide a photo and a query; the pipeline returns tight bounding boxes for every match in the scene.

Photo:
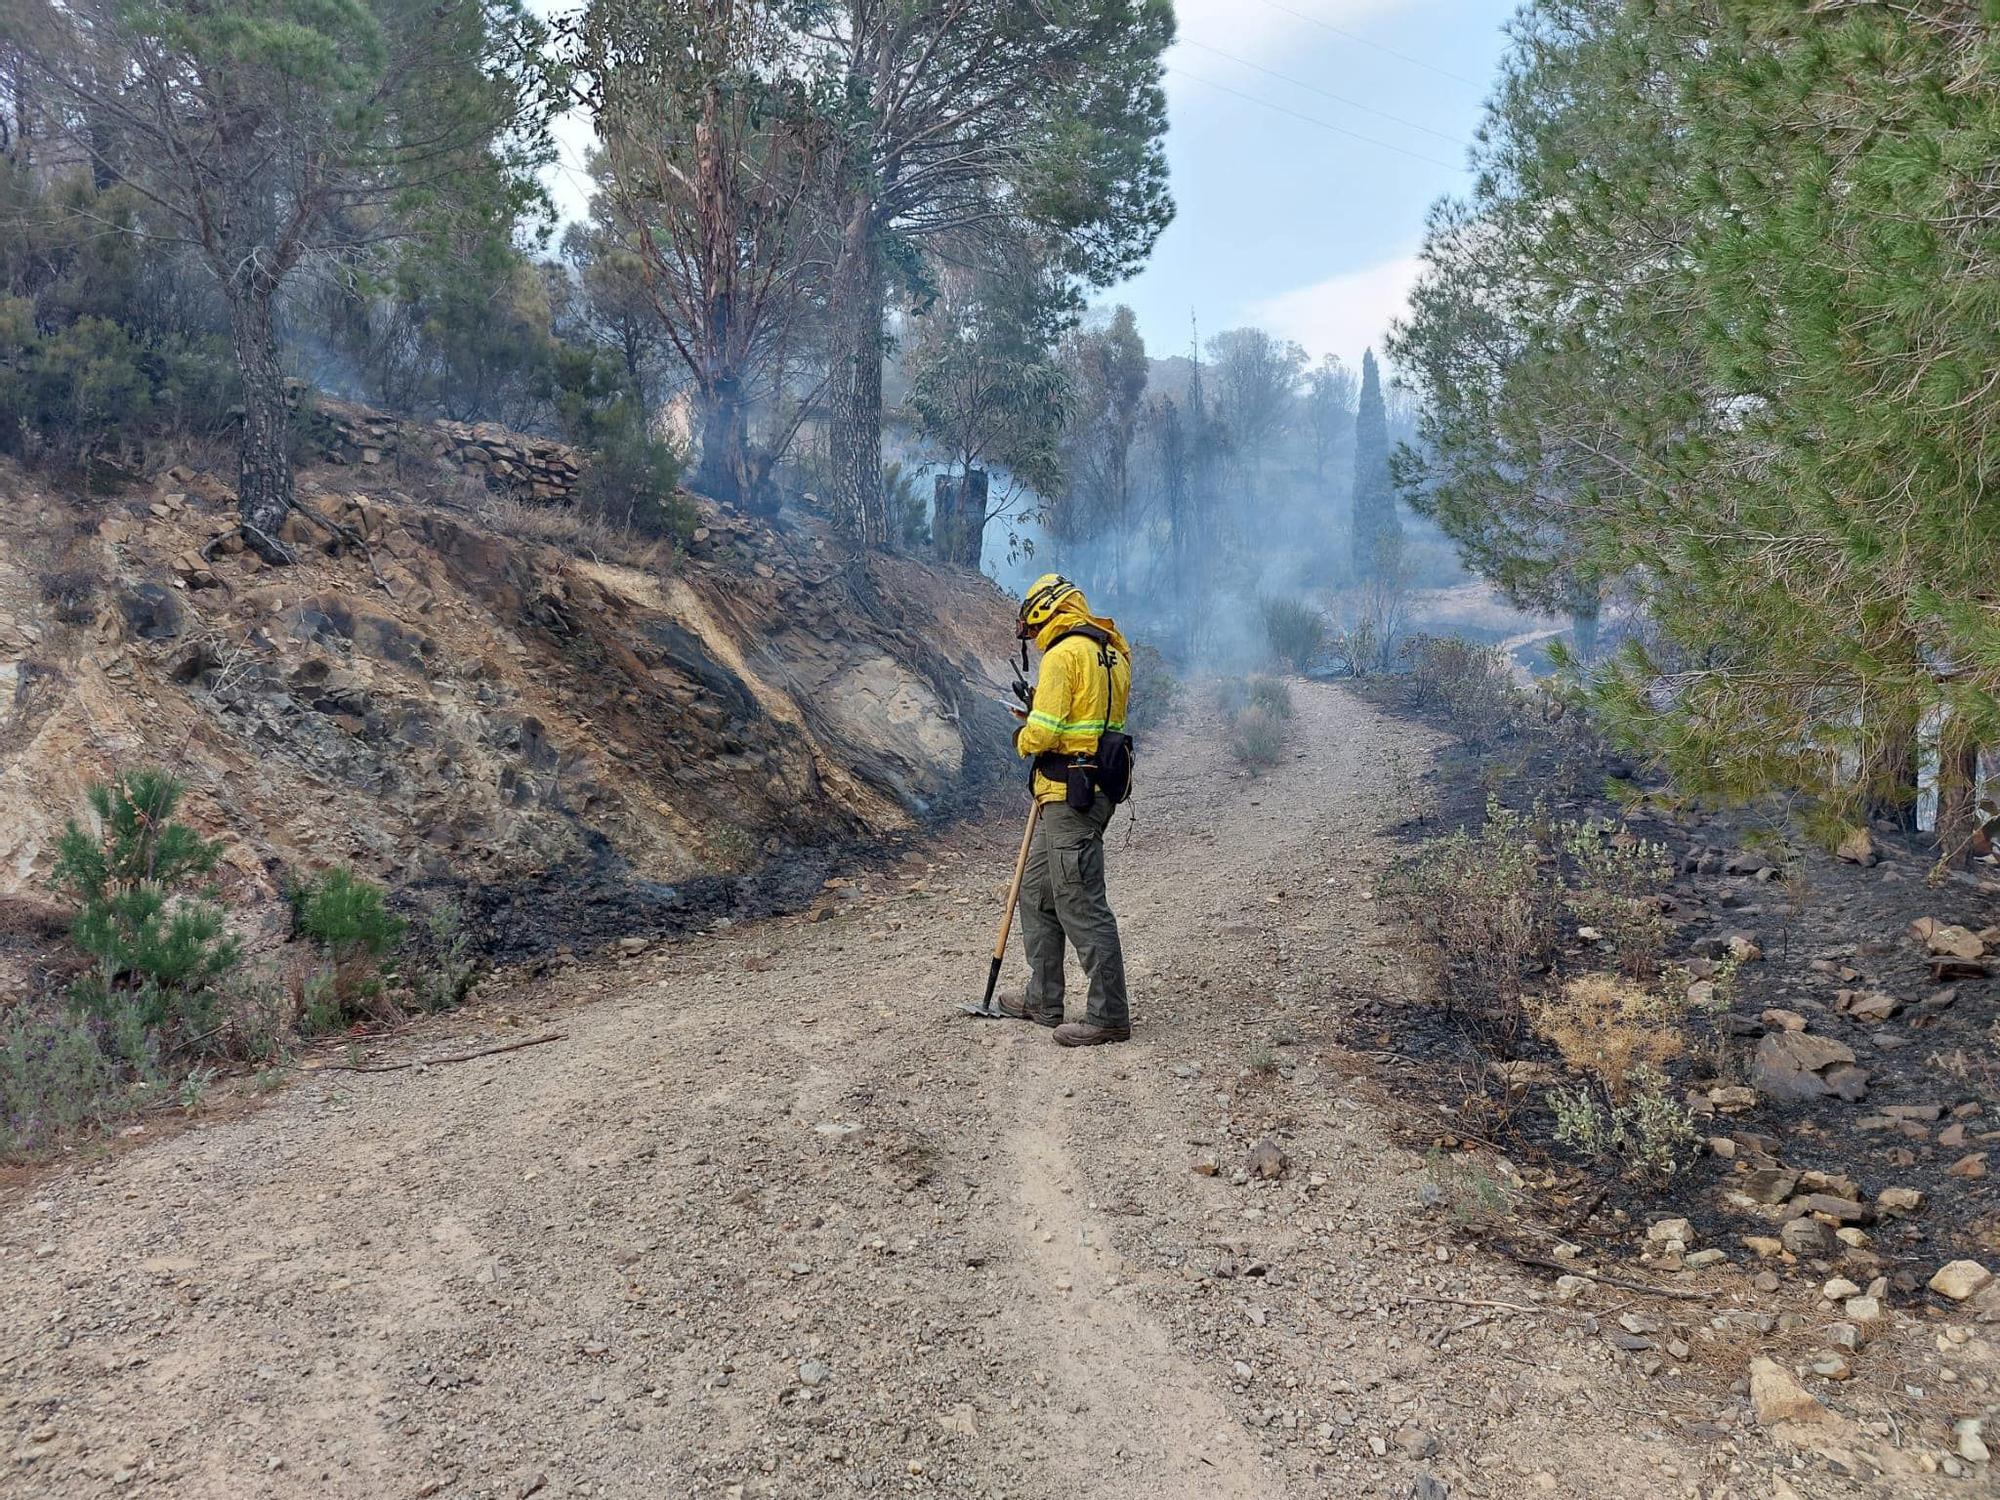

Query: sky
[541,0,1522,374]
[1123,0,1518,370]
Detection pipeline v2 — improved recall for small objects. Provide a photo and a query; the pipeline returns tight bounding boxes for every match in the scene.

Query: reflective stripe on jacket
[1016,602,1133,805]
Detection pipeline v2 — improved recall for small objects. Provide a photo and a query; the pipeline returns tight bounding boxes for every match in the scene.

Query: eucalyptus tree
[908,254,1071,569]
[1300,354,1356,486]
[12,0,555,559]
[1205,326,1304,486]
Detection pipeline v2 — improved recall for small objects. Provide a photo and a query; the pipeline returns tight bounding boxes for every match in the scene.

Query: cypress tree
[1349,349,1400,577]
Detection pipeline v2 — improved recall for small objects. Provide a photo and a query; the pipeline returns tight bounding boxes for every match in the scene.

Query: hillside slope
[0,433,1018,972]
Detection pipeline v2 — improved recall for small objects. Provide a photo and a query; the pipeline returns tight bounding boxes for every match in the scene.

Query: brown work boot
[995,993,1061,1028]
[1053,1019,1130,1047]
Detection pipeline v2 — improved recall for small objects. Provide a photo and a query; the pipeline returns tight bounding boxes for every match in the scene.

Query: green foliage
[555,346,692,543]
[0,1002,163,1156]
[50,769,241,1041]
[883,461,931,551]
[909,256,1075,566]
[295,865,406,1021]
[1548,1065,1698,1185]
[411,902,478,1013]
[0,161,238,468]
[1393,0,2000,835]
[1349,350,1401,578]
[1226,704,1289,770]
[1388,796,1558,1035]
[1247,676,1294,720]
[296,866,406,958]
[1560,819,1675,977]
[1260,597,1328,673]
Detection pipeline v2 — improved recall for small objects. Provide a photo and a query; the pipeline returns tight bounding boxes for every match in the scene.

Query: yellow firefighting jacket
[1015,591,1133,805]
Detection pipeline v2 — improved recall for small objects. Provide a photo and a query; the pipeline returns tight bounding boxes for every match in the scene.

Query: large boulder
[1751,1031,1860,1103]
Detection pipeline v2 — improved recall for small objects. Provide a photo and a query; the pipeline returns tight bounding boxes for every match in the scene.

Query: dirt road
[1,684,1878,1498]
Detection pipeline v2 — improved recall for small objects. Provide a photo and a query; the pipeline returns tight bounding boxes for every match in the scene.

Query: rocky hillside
[0,423,1019,978]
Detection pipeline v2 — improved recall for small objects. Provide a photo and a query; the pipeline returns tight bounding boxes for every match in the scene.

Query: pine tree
[1348,350,1400,578]
[1393,0,2000,854]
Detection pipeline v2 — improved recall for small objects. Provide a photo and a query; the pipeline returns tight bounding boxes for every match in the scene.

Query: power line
[1180,38,1466,147]
[1250,0,1484,89]
[1165,66,1463,171]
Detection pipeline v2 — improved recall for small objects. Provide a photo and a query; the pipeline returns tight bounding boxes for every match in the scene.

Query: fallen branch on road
[305,1032,565,1074]
[1500,1247,1717,1302]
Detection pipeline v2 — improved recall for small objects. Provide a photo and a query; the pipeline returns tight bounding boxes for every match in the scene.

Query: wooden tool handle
[991,800,1042,961]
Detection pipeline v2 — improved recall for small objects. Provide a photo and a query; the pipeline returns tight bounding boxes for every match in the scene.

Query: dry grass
[471,493,677,571]
[1530,973,1684,1100]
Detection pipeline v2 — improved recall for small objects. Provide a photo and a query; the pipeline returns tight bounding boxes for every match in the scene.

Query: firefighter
[997,574,1134,1046]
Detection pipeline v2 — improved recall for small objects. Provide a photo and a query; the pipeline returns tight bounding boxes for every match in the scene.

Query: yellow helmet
[1019,573,1082,635]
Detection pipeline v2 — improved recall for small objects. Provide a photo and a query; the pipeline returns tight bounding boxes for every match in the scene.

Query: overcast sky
[542,0,1521,373]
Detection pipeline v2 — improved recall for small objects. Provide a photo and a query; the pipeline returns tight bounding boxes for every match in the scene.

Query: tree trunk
[954,468,988,570]
[829,198,885,544]
[1866,711,1921,832]
[930,473,959,565]
[931,469,988,570]
[227,286,295,563]
[1935,723,1982,868]
[695,374,746,507]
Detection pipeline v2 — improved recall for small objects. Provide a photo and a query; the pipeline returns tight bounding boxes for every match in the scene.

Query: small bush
[1401,634,1524,743]
[1561,819,1675,976]
[574,424,694,543]
[1388,796,1557,1035]
[39,565,101,624]
[294,866,406,1024]
[411,902,477,1013]
[0,1001,162,1156]
[479,493,626,556]
[1125,641,1179,734]
[1260,597,1328,673]
[1247,676,1294,719]
[1227,705,1289,769]
[1548,1064,1698,1184]
[1323,619,1379,679]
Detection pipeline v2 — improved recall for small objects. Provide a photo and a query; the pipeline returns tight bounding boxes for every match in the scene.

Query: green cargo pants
[1018,793,1129,1030]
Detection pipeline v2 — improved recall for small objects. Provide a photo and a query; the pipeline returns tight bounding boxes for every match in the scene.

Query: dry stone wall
[297,393,585,504]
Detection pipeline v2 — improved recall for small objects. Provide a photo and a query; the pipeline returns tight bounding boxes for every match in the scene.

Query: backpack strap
[1047,625,1118,734]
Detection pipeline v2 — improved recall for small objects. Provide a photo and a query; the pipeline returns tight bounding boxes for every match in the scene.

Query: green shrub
[411,902,477,1013]
[1125,641,1179,734]
[1260,597,1328,673]
[1561,819,1675,977]
[50,768,241,1045]
[295,866,406,1022]
[555,348,692,544]
[1227,705,1289,769]
[1388,796,1558,1036]
[0,1001,162,1156]
[1247,676,1294,719]
[574,416,694,543]
[1548,1064,1698,1184]
[1400,634,1524,744]
[885,460,930,551]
